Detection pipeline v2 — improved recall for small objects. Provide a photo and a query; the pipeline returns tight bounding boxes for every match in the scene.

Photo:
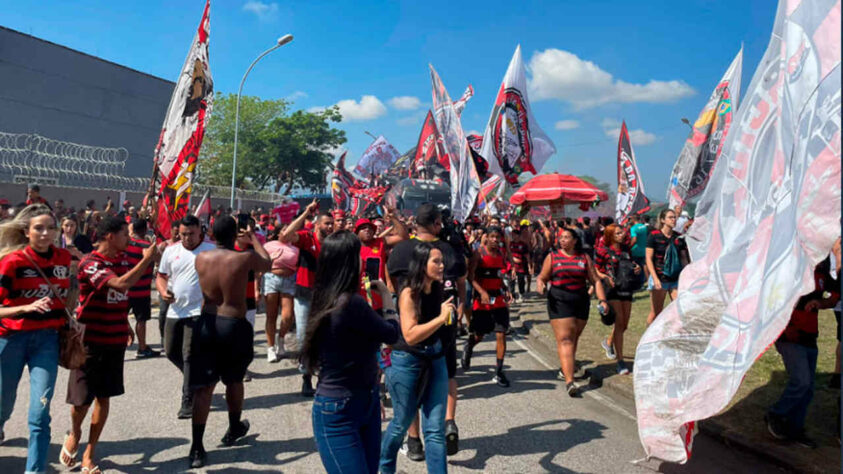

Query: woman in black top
[379,242,455,474]
[59,215,92,313]
[300,231,400,474]
[645,209,689,325]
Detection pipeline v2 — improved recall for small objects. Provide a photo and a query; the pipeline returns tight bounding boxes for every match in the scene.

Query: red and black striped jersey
[295,230,320,290]
[76,251,131,347]
[594,243,631,276]
[510,241,530,273]
[0,246,71,336]
[550,250,589,292]
[125,237,152,300]
[473,246,507,311]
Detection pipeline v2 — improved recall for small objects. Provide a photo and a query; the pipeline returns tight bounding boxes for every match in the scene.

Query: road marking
[512,335,638,422]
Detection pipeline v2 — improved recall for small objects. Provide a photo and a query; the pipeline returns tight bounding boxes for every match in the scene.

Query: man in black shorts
[387,204,466,458]
[464,226,511,387]
[63,217,157,472]
[127,218,160,358]
[189,217,271,468]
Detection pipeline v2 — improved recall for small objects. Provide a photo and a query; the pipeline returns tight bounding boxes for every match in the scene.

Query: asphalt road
[0,308,788,473]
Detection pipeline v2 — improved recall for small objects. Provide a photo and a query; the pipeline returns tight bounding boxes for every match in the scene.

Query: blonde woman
[0,204,72,472]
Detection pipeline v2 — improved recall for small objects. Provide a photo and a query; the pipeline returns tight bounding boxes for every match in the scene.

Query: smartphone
[365,258,381,280]
[489,296,497,305]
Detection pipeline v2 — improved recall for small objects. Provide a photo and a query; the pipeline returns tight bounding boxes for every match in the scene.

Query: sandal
[59,431,78,468]
[81,465,102,474]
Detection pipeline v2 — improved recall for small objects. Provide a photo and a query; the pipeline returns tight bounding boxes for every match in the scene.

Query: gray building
[0,25,174,184]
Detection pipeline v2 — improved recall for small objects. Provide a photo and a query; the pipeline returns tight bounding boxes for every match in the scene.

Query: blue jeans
[0,329,60,474]
[312,387,381,474]
[769,341,818,432]
[380,344,448,474]
[294,292,312,345]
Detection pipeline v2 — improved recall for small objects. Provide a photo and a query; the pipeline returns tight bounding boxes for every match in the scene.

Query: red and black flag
[151,0,212,239]
[615,121,650,224]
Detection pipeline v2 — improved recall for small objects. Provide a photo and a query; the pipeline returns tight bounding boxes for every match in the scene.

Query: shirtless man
[187,216,271,468]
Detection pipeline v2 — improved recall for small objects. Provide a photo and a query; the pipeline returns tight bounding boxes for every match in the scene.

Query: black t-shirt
[387,237,465,351]
[315,293,400,398]
[646,230,687,282]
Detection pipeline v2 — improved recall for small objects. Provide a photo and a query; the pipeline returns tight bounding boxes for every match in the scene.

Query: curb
[513,299,816,474]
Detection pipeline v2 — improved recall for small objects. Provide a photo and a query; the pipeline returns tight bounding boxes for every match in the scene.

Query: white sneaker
[266,346,280,363]
[275,339,286,358]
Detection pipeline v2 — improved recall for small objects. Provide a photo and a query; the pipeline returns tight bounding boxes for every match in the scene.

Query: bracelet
[599,299,608,304]
[384,309,397,316]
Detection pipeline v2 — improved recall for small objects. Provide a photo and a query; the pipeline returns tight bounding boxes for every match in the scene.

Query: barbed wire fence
[0,131,286,205]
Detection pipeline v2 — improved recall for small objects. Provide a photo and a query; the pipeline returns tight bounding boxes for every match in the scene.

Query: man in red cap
[332,209,347,233]
[355,208,408,313]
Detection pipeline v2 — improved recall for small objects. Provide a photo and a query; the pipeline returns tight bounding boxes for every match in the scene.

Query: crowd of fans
[0,184,839,473]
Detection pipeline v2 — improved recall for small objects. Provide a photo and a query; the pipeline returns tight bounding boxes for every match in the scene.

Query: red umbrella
[510,173,608,207]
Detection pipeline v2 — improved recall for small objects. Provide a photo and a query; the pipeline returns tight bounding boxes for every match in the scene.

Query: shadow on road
[456,368,558,400]
[450,419,606,472]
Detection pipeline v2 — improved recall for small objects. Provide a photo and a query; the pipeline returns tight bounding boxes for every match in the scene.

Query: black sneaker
[301,376,315,397]
[790,430,818,449]
[445,420,459,455]
[220,420,250,447]
[457,326,468,338]
[188,447,206,468]
[829,373,841,390]
[243,372,252,383]
[177,396,193,420]
[461,347,472,371]
[493,371,510,388]
[402,436,425,462]
[765,413,788,440]
[136,347,161,359]
[566,382,578,398]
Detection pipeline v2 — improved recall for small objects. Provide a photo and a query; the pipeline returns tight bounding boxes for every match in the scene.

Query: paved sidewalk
[512,293,840,474]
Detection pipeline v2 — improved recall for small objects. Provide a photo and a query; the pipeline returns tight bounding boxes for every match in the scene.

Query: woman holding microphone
[380,242,455,474]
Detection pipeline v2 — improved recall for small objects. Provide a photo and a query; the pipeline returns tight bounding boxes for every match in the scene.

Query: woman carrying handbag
[0,204,74,473]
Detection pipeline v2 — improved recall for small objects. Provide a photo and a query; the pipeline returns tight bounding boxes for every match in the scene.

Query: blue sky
[1,0,777,201]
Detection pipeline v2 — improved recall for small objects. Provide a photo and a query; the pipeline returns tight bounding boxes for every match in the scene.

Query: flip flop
[81,465,102,474]
[59,431,78,468]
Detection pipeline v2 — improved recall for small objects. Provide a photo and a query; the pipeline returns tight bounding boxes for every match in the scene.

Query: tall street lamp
[230,34,294,208]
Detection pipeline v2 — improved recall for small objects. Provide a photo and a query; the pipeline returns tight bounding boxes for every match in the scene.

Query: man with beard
[281,199,334,396]
[188,216,271,468]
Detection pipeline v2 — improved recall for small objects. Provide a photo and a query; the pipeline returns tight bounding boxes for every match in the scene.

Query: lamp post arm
[230,44,282,208]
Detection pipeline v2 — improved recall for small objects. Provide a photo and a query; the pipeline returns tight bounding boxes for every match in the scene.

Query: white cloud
[554,120,580,130]
[388,96,422,111]
[243,1,279,20]
[528,48,695,109]
[335,95,387,122]
[601,118,658,146]
[285,91,308,102]
[307,106,326,114]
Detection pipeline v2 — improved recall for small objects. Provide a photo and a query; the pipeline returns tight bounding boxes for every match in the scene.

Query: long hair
[401,241,443,320]
[0,204,56,260]
[603,224,620,247]
[300,231,363,375]
[657,209,675,230]
[61,215,80,238]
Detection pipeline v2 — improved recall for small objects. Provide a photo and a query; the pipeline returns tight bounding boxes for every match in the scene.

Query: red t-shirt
[360,238,386,310]
[76,251,131,347]
[125,238,153,300]
[473,246,508,311]
[294,230,321,290]
[0,246,71,336]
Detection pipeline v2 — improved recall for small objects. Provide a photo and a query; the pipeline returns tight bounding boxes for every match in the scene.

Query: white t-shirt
[158,241,216,319]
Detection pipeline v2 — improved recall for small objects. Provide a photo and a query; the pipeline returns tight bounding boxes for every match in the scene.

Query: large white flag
[480,45,556,186]
[353,135,401,177]
[634,0,841,463]
[429,65,480,223]
[667,48,743,209]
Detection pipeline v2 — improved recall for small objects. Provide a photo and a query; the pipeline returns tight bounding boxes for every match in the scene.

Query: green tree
[199,93,346,193]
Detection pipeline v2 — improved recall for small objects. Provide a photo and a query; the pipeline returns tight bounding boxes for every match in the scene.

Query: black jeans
[164,316,199,398]
[158,296,169,340]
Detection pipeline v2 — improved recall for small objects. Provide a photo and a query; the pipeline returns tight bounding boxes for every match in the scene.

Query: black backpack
[610,248,641,292]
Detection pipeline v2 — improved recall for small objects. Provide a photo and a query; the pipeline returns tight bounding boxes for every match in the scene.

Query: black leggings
[516,273,530,295]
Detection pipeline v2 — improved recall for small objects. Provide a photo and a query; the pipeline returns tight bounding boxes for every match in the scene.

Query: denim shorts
[648,275,678,291]
[262,272,296,296]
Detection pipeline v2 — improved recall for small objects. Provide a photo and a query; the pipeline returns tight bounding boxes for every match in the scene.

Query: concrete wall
[0,26,174,179]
